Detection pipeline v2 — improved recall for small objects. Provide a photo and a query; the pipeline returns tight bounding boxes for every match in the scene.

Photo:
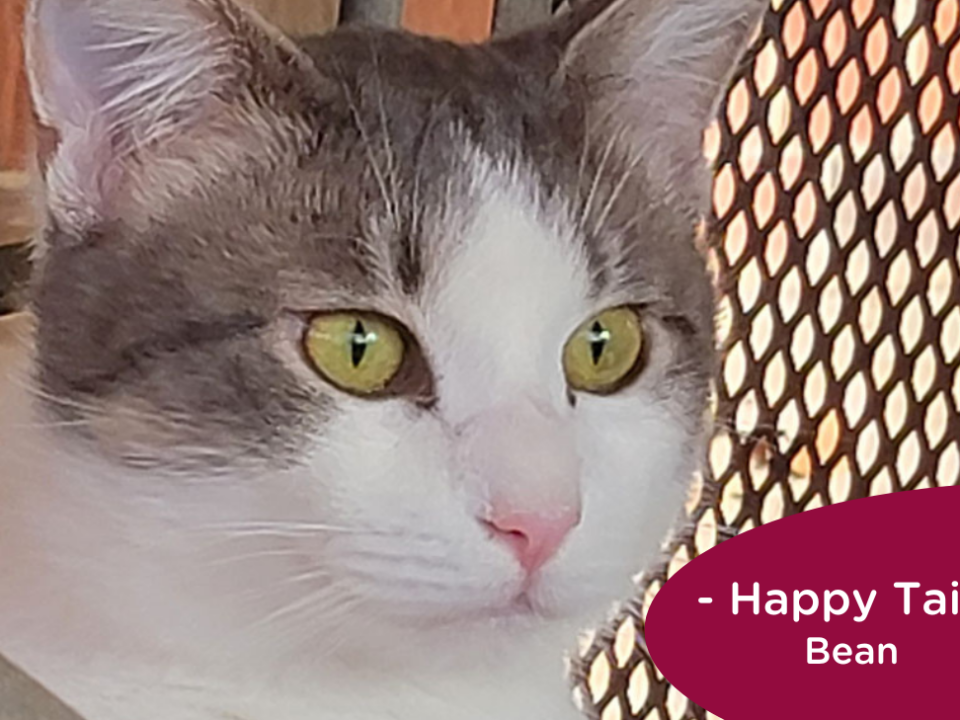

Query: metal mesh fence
[573,0,960,717]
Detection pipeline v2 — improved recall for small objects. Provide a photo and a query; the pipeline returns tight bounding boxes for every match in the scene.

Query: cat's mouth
[485,590,549,621]
[511,592,537,614]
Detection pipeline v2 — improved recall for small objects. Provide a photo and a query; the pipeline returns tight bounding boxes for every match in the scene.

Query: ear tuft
[561,0,769,217]
[25,0,311,233]
[27,0,248,155]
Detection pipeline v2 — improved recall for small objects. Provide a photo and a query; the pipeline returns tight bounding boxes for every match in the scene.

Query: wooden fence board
[401,0,496,43]
[0,0,29,172]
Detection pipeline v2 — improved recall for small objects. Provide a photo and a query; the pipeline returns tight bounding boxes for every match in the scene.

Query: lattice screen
[573,0,960,717]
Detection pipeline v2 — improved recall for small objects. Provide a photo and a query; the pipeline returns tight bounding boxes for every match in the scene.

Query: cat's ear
[25,0,315,229]
[557,0,768,218]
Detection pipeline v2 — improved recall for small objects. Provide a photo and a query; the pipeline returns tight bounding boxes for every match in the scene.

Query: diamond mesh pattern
[573,0,960,717]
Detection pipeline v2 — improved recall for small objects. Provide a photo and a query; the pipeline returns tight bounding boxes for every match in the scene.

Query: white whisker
[193,521,385,538]
[579,132,619,236]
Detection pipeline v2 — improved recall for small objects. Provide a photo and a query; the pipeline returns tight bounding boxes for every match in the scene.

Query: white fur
[0,157,695,720]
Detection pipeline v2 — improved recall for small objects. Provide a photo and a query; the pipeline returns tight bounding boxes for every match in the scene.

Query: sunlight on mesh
[574,0,960,716]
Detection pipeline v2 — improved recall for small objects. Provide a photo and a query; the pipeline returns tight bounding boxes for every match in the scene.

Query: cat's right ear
[25,0,318,233]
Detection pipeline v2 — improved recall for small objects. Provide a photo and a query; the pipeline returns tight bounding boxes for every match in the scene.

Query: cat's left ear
[555,0,768,219]
[25,0,318,230]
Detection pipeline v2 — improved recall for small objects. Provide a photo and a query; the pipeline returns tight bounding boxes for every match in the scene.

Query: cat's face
[25,0,761,644]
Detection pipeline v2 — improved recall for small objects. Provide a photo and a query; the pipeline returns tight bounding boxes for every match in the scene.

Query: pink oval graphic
[644,486,960,719]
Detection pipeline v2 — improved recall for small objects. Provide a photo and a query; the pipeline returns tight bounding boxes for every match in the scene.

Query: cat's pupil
[350,320,372,368]
[588,321,611,365]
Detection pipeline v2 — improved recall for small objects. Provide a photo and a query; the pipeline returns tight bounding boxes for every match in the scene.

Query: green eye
[563,307,646,394]
[304,313,406,395]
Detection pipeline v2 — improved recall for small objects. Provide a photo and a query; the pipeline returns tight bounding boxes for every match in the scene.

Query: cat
[0,0,766,718]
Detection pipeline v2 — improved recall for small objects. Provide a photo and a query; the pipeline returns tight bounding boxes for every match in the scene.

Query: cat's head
[24,0,763,650]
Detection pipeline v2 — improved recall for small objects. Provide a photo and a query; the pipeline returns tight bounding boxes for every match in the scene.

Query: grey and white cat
[0,0,764,718]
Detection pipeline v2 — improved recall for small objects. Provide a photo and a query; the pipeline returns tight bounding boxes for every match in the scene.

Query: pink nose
[483,509,581,574]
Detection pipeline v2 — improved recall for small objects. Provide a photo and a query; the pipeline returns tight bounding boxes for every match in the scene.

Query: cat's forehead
[287,27,712,328]
[37,25,714,366]
[417,146,591,341]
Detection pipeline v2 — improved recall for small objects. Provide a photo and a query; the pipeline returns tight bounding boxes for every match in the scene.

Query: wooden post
[0,0,35,253]
[401,0,497,43]
[0,0,30,172]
